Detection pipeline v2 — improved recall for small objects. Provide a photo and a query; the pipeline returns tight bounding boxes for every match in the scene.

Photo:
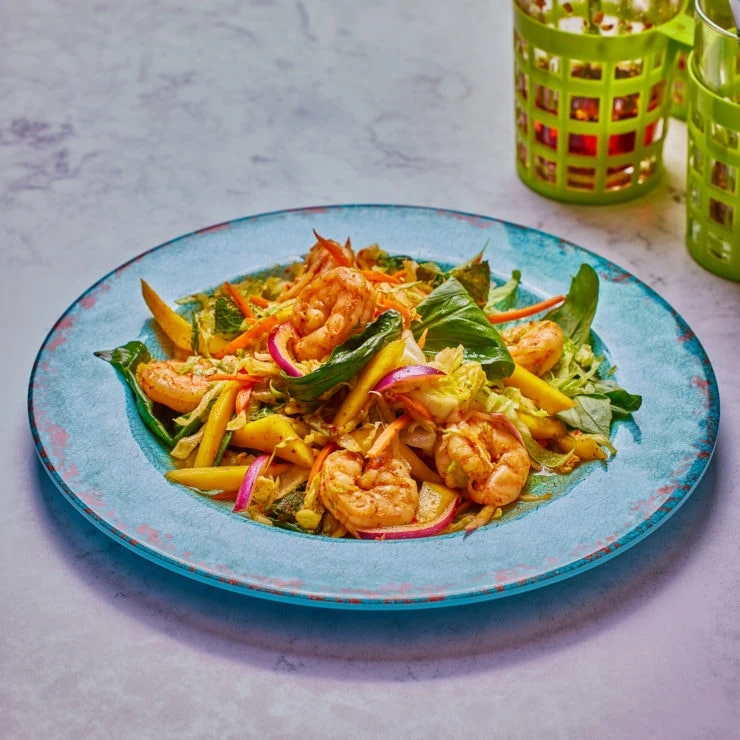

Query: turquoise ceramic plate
[28,205,719,609]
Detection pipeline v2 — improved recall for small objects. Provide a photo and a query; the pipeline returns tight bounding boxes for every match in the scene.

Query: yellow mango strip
[194,382,240,467]
[166,465,250,491]
[517,411,568,440]
[552,433,608,461]
[141,280,193,352]
[398,441,442,484]
[333,338,406,430]
[230,415,315,468]
[502,363,576,415]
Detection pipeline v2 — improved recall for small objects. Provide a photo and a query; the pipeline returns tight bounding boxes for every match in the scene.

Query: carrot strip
[223,281,255,319]
[249,295,271,308]
[417,327,428,351]
[214,314,279,357]
[313,229,352,267]
[308,441,337,486]
[393,393,434,422]
[235,386,252,415]
[361,269,402,284]
[366,414,412,458]
[487,295,566,324]
[377,295,413,326]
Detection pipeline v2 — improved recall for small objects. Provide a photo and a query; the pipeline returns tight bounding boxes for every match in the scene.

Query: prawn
[500,320,564,376]
[435,414,530,507]
[137,360,214,413]
[318,449,419,532]
[292,266,376,361]
[279,233,354,301]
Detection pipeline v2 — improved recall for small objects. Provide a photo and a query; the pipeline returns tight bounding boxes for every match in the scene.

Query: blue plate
[28,205,719,609]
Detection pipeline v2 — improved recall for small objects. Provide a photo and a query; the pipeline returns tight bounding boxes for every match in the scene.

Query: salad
[96,232,641,539]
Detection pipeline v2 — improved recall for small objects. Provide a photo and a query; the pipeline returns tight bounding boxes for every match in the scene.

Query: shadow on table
[31,434,723,681]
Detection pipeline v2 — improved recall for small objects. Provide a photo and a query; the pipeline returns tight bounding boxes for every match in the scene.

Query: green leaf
[283,310,404,402]
[448,253,491,307]
[591,379,643,418]
[557,394,612,436]
[412,278,514,379]
[214,296,244,335]
[94,341,174,448]
[545,264,599,347]
[485,270,521,312]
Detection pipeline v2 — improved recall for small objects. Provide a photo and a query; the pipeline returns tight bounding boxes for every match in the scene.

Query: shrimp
[435,414,530,507]
[279,233,354,301]
[500,320,564,376]
[292,266,376,361]
[137,360,213,413]
[318,449,419,532]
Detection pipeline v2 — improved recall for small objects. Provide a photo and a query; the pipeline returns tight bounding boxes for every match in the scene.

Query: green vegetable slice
[545,264,599,347]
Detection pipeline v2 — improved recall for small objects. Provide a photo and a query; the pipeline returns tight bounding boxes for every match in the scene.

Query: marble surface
[1,1,738,738]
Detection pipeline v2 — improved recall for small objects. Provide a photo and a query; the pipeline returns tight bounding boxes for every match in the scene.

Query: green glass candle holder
[686,55,740,281]
[671,50,689,119]
[513,1,692,204]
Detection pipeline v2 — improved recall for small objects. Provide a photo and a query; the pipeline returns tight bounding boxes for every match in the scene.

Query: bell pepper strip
[487,294,566,324]
[332,338,406,430]
[223,281,255,319]
[502,363,576,415]
[308,441,337,487]
[230,415,315,467]
[193,382,240,467]
[234,386,252,415]
[366,414,412,459]
[249,295,271,308]
[140,280,194,352]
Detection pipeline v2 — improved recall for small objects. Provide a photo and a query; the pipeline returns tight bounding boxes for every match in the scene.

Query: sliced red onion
[373,365,445,393]
[356,496,458,540]
[233,454,269,513]
[472,411,524,445]
[268,323,303,377]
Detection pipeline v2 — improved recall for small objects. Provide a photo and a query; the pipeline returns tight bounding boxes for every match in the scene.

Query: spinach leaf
[557,394,612,437]
[591,379,643,418]
[412,278,514,379]
[545,264,599,347]
[448,252,491,307]
[214,296,244,335]
[94,341,174,448]
[283,310,404,402]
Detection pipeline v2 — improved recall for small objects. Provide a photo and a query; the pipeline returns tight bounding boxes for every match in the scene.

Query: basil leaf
[486,270,521,312]
[94,341,174,448]
[412,278,514,379]
[214,296,244,335]
[546,264,599,347]
[448,253,491,307]
[591,379,643,418]
[558,394,612,436]
[283,310,404,402]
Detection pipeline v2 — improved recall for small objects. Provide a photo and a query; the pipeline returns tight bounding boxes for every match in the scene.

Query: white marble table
[2,2,738,738]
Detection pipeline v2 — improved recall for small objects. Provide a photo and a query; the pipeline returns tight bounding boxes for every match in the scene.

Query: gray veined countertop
[1,1,738,739]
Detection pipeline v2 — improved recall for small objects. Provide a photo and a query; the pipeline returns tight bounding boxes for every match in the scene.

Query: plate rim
[27,203,721,609]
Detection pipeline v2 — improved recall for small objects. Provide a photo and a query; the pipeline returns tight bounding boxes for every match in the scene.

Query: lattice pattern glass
[513,0,689,204]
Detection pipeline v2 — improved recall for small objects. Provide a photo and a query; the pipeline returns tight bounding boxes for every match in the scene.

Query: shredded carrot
[366,414,412,458]
[487,294,566,324]
[391,269,406,280]
[308,441,337,486]
[313,229,352,267]
[393,393,434,422]
[377,294,413,326]
[361,269,402,284]
[234,386,252,415]
[464,505,497,534]
[417,327,428,350]
[249,295,271,308]
[214,314,280,357]
[223,281,255,319]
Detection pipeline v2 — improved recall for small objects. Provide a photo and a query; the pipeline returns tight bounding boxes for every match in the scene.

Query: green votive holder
[686,56,740,281]
[513,1,692,204]
[671,50,689,119]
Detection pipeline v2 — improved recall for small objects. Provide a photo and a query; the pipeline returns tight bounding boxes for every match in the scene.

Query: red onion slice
[233,454,270,513]
[471,411,524,445]
[373,365,445,393]
[356,496,458,540]
[268,323,303,377]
